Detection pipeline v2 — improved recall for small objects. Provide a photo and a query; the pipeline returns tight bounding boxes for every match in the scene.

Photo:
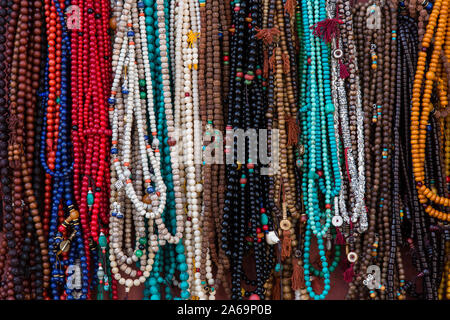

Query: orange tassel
[284,0,297,17]
[291,258,305,291]
[281,229,292,260]
[269,48,277,74]
[282,52,290,74]
[255,27,281,45]
[287,116,299,146]
[272,276,281,300]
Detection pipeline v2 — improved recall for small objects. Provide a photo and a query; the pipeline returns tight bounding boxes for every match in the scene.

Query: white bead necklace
[107,0,184,293]
[108,0,157,293]
[170,0,215,300]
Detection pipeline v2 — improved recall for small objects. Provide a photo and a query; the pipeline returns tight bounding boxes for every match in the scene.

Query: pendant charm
[347,251,358,263]
[266,231,280,245]
[280,219,291,230]
[366,5,381,30]
[332,215,343,227]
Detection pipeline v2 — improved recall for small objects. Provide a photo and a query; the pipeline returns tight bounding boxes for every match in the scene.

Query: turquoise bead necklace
[298,0,342,300]
[142,0,190,300]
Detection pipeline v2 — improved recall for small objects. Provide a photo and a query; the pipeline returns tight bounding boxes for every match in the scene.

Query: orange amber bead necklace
[411,0,450,221]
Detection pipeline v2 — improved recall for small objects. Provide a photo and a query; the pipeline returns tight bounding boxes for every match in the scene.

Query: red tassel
[272,276,281,300]
[291,258,305,291]
[281,230,292,261]
[339,61,350,79]
[343,263,355,283]
[287,117,299,146]
[284,0,297,16]
[310,18,343,44]
[269,48,277,74]
[335,228,345,245]
[282,52,290,74]
[263,50,269,79]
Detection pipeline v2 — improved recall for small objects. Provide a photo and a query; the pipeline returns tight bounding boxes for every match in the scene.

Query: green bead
[135,249,143,258]
[139,237,147,245]
[139,79,146,87]
[140,91,147,99]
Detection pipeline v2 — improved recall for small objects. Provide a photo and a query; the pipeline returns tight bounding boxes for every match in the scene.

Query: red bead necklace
[70,0,112,298]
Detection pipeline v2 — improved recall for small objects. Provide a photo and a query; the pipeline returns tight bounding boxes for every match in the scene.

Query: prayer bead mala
[198,0,231,298]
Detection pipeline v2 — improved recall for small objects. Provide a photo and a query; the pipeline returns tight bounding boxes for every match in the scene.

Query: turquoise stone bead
[274,263,281,272]
[87,192,94,206]
[148,278,157,286]
[260,213,268,225]
[98,234,107,248]
[178,263,188,272]
[179,272,189,281]
[180,281,189,290]
[176,254,186,263]
[180,291,190,300]
[150,286,159,295]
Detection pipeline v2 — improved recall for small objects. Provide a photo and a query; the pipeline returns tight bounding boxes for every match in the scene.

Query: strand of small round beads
[409,0,450,299]
[198,0,231,298]
[71,0,112,298]
[108,0,162,295]
[395,14,420,300]
[171,0,216,300]
[2,0,48,299]
[142,0,188,301]
[40,0,89,300]
[411,0,450,221]
[332,0,367,235]
[268,0,301,301]
[140,0,190,301]
[298,0,341,300]
[223,0,276,300]
[0,0,16,300]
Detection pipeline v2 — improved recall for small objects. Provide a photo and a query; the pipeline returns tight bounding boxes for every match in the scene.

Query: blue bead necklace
[41,0,88,300]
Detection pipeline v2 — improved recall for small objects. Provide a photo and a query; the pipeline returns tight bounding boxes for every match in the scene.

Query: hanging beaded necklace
[411,0,450,221]
[170,0,216,300]
[139,0,190,301]
[40,0,88,300]
[298,0,341,300]
[1,0,49,300]
[223,0,276,300]
[198,0,231,298]
[71,0,112,299]
[329,0,367,237]
[409,0,449,299]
